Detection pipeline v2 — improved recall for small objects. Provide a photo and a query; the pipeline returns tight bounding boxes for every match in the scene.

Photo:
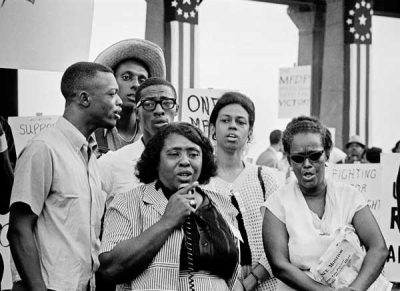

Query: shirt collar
[57,117,97,152]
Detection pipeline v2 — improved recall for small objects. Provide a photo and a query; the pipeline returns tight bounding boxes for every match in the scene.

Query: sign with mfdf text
[278,65,311,119]
[8,115,59,155]
[179,88,225,137]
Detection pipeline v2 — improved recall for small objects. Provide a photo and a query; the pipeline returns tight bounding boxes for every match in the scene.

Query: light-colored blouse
[263,178,367,290]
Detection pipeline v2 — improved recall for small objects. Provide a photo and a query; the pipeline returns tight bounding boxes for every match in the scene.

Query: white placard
[0,214,11,290]
[327,163,382,221]
[8,116,59,155]
[278,65,311,118]
[0,0,93,71]
[179,88,226,137]
[379,153,400,281]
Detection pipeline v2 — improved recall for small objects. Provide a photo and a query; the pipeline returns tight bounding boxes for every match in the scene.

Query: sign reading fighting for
[326,163,381,220]
[278,65,311,119]
[8,115,59,155]
[179,89,225,137]
[327,158,400,281]
[379,154,400,282]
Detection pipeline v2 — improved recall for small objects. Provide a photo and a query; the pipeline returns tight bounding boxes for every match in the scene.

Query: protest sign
[179,88,225,137]
[0,0,93,71]
[278,65,311,119]
[0,214,11,289]
[326,163,382,220]
[8,115,59,155]
[379,154,400,281]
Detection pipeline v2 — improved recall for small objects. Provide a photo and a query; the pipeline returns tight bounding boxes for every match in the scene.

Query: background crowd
[0,38,398,291]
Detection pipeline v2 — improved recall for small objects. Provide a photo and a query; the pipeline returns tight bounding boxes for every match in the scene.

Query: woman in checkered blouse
[207,92,279,291]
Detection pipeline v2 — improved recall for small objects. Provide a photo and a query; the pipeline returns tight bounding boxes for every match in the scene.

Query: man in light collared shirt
[7,62,122,291]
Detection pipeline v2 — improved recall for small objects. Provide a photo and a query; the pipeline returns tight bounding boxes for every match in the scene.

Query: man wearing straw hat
[94,38,166,155]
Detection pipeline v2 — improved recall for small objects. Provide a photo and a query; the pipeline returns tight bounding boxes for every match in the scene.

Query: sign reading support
[278,65,311,119]
[8,115,59,155]
[179,89,225,137]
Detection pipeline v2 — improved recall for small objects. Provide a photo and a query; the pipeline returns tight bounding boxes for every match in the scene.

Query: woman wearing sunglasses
[262,116,388,291]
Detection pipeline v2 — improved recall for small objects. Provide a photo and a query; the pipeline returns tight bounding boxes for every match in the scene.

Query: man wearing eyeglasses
[99,77,179,208]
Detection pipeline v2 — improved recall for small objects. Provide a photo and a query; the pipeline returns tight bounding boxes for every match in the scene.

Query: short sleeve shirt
[10,117,105,291]
[263,179,366,290]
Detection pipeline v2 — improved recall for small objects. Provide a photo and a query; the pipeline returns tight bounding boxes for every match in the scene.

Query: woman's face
[158,133,203,191]
[289,132,327,195]
[212,104,251,152]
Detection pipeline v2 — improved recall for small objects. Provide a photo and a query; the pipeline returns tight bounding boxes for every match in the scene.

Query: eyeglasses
[290,150,324,164]
[137,98,176,111]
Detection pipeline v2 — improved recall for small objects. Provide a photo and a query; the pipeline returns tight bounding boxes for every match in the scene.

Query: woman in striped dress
[206,92,279,291]
[98,122,240,291]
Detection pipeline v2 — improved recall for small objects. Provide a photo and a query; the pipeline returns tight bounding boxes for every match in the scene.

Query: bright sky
[16,0,400,155]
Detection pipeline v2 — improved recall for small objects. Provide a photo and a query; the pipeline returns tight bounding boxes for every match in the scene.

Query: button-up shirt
[10,117,106,291]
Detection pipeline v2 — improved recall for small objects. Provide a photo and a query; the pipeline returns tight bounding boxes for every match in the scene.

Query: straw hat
[345,135,366,148]
[94,39,166,78]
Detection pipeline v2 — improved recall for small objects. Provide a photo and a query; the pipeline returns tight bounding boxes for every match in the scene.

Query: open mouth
[302,172,315,181]
[226,133,238,141]
[177,172,193,182]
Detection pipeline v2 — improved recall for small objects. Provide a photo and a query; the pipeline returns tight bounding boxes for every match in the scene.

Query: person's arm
[99,183,198,284]
[262,209,334,291]
[347,206,388,290]
[241,262,271,291]
[8,202,47,291]
[0,123,14,214]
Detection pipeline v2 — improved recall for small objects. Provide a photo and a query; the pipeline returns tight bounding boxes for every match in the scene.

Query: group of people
[0,38,393,291]
[257,127,400,171]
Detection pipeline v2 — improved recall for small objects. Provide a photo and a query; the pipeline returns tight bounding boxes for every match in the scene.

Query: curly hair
[209,91,255,139]
[136,122,217,184]
[282,116,333,158]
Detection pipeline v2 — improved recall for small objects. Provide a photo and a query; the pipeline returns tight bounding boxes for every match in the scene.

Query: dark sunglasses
[290,150,325,164]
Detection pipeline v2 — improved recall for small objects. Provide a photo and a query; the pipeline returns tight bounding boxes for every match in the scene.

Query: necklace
[116,122,138,143]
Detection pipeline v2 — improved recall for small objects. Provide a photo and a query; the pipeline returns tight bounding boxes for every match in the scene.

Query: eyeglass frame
[137,97,177,111]
[289,150,325,164]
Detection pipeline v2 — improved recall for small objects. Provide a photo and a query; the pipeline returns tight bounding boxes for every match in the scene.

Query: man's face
[114,59,149,109]
[346,143,364,161]
[136,84,178,142]
[87,71,122,129]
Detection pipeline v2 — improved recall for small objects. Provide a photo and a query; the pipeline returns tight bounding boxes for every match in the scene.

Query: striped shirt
[101,182,240,291]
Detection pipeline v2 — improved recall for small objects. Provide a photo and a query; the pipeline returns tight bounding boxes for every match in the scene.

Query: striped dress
[206,163,279,291]
[100,182,239,291]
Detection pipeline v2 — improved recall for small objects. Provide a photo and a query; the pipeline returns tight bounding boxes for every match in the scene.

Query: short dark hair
[209,91,255,133]
[269,129,282,145]
[282,116,333,159]
[136,122,217,184]
[134,77,177,104]
[365,147,382,163]
[392,140,400,153]
[61,62,113,101]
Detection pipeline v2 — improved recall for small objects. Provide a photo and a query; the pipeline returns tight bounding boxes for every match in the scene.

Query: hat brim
[345,142,365,149]
[94,39,166,78]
